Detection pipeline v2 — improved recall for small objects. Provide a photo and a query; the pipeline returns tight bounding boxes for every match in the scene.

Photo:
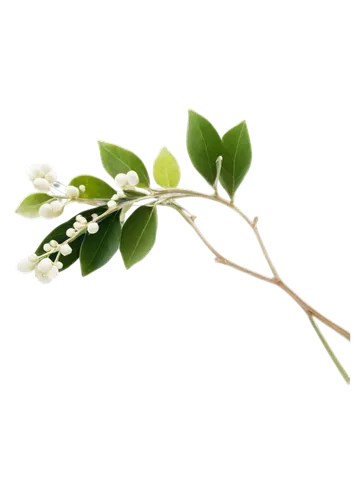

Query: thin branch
[168,202,273,284]
[252,223,279,277]
[308,315,350,384]
[277,281,350,341]
[53,196,113,207]
[221,200,279,278]
[157,188,351,343]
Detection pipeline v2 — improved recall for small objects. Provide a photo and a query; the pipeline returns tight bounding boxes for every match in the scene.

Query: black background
[7,102,358,398]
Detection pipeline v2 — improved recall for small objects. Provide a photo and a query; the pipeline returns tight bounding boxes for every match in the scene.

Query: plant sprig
[15,110,351,383]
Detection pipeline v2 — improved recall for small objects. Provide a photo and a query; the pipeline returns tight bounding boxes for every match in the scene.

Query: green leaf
[220,121,252,200]
[98,141,150,188]
[80,211,122,277]
[153,147,181,188]
[36,206,107,271]
[120,206,158,269]
[186,110,222,186]
[69,175,116,200]
[16,193,54,218]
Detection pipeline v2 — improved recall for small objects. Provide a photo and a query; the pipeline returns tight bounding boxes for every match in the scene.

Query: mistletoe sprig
[15,110,351,383]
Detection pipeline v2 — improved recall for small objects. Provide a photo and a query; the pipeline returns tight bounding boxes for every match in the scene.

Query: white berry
[35,269,52,284]
[127,170,139,186]
[76,215,87,224]
[47,265,59,280]
[33,178,51,193]
[43,243,52,252]
[87,222,99,234]
[28,254,38,263]
[60,244,72,256]
[107,200,117,208]
[39,203,54,218]
[66,185,79,198]
[50,200,63,213]
[17,257,35,273]
[115,173,128,187]
[56,261,63,270]
[27,165,41,181]
[37,258,53,274]
[66,228,76,237]
[73,221,85,230]
[45,171,57,182]
[112,190,124,200]
[38,164,52,176]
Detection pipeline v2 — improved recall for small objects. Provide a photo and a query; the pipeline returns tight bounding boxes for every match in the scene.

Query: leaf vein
[196,120,215,180]
[231,124,245,193]
[101,144,131,172]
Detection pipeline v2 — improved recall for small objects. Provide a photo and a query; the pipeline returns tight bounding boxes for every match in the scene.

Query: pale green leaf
[69,175,116,200]
[186,110,222,186]
[220,121,252,200]
[16,193,54,218]
[80,210,122,276]
[153,147,181,188]
[98,141,150,187]
[120,206,158,269]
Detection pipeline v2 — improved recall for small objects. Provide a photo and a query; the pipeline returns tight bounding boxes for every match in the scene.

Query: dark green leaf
[36,206,107,271]
[120,206,158,269]
[186,110,222,186]
[69,175,116,200]
[80,210,122,277]
[220,121,252,200]
[98,141,150,188]
[16,193,54,218]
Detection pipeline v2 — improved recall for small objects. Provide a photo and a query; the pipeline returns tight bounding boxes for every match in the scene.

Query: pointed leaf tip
[220,120,252,200]
[186,111,222,187]
[186,106,200,115]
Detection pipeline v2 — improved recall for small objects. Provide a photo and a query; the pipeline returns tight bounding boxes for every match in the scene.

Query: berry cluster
[27,164,57,192]
[17,252,63,284]
[66,214,100,237]
[39,200,64,218]
[18,164,139,284]
[17,210,108,282]
[25,163,89,219]
[114,170,139,188]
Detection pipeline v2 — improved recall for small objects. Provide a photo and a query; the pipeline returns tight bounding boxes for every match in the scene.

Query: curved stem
[158,188,350,340]
[169,202,273,284]
[52,196,110,207]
